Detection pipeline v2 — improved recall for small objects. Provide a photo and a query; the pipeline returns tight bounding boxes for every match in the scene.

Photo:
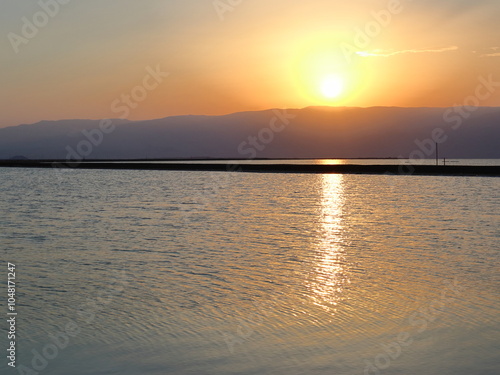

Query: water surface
[1,168,499,374]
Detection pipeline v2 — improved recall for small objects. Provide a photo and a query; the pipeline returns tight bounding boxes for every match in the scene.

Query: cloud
[356,46,459,57]
[480,47,500,57]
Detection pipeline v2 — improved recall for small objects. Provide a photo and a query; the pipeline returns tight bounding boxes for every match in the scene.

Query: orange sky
[1,0,499,127]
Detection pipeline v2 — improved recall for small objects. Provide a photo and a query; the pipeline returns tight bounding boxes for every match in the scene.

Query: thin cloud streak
[480,47,500,57]
[356,46,459,57]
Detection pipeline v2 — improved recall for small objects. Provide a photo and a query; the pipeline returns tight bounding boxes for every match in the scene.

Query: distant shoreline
[1,160,499,177]
[5,157,404,162]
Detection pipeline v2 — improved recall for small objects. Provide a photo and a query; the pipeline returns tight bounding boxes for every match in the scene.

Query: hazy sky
[1,0,499,127]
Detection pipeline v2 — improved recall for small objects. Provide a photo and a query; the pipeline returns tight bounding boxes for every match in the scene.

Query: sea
[1,160,499,375]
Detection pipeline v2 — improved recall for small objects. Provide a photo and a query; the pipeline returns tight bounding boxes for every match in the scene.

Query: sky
[0,0,499,127]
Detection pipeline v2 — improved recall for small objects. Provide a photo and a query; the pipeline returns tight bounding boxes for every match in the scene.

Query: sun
[321,75,344,99]
[290,38,362,105]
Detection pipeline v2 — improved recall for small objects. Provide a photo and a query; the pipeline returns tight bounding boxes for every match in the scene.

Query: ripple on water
[1,169,499,375]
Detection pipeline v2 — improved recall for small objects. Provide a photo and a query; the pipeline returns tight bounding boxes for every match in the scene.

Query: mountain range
[1,106,499,160]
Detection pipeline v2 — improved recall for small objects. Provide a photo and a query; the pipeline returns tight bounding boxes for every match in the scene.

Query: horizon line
[3,105,500,129]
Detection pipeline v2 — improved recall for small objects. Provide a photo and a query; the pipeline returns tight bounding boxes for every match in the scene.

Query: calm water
[1,168,499,375]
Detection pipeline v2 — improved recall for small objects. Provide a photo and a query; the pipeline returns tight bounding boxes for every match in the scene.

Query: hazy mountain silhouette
[0,107,499,160]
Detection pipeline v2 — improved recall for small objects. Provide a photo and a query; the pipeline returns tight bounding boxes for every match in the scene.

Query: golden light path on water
[308,174,350,312]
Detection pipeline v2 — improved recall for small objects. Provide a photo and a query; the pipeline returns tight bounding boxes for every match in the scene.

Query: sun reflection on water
[308,174,349,311]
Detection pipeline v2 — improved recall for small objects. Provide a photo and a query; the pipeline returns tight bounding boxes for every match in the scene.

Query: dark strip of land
[1,160,499,177]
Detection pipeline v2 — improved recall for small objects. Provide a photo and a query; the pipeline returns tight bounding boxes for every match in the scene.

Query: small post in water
[435,142,439,166]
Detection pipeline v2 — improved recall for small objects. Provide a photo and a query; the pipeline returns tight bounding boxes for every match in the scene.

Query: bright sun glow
[290,37,365,105]
[321,75,344,99]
